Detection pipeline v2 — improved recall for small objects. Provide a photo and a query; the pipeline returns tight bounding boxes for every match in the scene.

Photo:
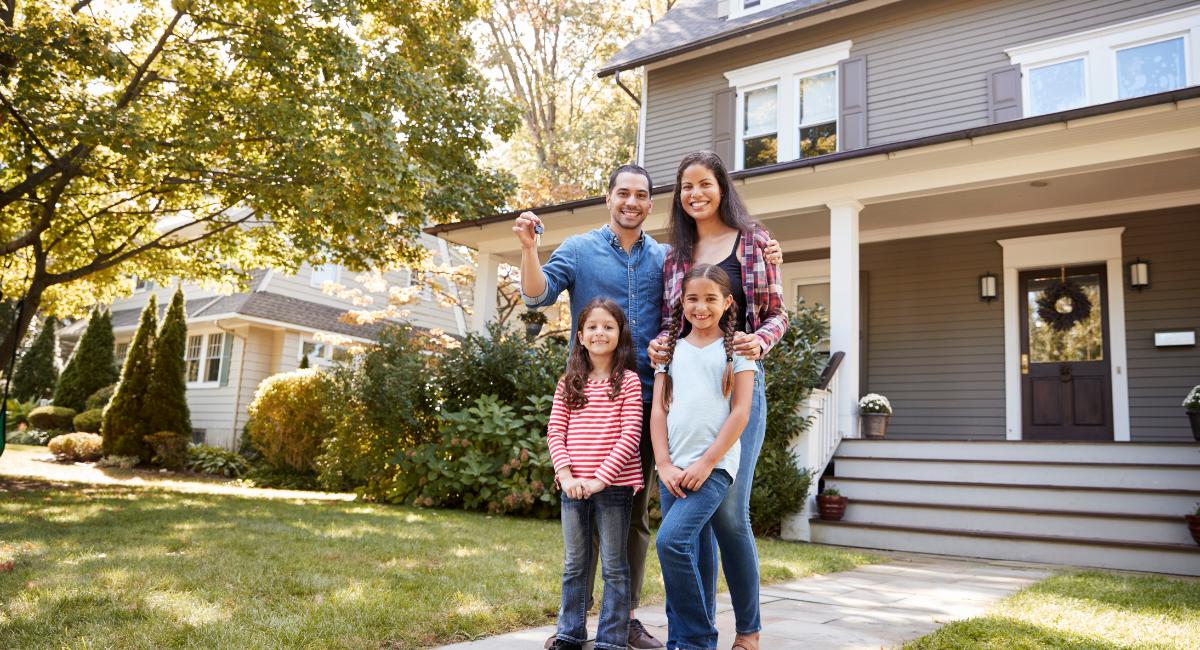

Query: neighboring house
[60,234,469,450]
[429,0,1200,575]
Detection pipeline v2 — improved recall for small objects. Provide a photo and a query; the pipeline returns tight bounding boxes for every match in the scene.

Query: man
[516,164,782,649]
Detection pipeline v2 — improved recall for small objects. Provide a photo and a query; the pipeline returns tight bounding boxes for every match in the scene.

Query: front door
[1019,265,1113,440]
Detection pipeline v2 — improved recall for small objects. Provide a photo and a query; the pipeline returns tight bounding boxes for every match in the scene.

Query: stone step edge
[839,498,1188,524]
[832,456,1200,469]
[825,476,1200,496]
[808,519,1200,554]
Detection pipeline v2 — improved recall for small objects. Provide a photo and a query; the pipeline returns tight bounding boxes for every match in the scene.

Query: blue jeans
[657,470,732,650]
[558,486,634,650]
[701,364,766,634]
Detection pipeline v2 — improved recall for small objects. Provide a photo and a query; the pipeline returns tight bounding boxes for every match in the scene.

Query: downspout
[614,69,641,106]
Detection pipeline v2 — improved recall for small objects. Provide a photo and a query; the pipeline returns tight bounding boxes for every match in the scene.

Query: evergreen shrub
[247,368,336,472]
[144,289,191,436]
[11,318,59,402]
[53,309,119,412]
[144,431,189,470]
[86,384,117,411]
[48,432,104,462]
[102,296,157,461]
[73,409,104,433]
[29,406,77,433]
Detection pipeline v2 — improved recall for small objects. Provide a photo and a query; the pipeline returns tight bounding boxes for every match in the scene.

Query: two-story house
[59,233,469,450]
[429,0,1200,575]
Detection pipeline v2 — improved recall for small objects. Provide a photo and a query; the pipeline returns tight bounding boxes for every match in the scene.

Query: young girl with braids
[546,297,644,650]
[651,264,756,650]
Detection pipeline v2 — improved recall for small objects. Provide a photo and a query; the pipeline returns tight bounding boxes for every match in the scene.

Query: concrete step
[840,500,1195,546]
[833,457,1200,490]
[835,439,1200,465]
[825,477,1200,517]
[810,519,1200,576]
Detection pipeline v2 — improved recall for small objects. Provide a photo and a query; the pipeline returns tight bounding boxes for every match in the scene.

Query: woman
[649,150,787,650]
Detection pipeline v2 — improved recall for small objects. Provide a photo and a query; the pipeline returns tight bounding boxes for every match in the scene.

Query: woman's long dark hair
[659,264,738,414]
[561,298,636,410]
[667,150,759,265]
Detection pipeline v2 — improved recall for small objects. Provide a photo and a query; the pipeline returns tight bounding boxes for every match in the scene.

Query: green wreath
[1036,280,1092,332]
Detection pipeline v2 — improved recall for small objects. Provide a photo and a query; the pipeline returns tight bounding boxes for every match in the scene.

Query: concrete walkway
[438,553,1053,650]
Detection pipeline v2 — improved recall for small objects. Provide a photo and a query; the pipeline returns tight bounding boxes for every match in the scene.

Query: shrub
[73,409,104,433]
[85,384,117,411]
[53,308,119,412]
[11,317,59,402]
[48,432,104,462]
[144,431,189,470]
[383,394,558,518]
[96,455,140,469]
[247,368,336,472]
[4,398,37,432]
[316,324,439,492]
[242,463,322,490]
[103,296,157,462]
[29,406,77,433]
[751,306,827,536]
[144,289,191,437]
[6,429,51,446]
[435,322,566,412]
[187,444,248,477]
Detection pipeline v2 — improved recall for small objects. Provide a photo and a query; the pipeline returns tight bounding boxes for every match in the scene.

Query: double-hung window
[1007,7,1199,117]
[725,41,852,170]
[310,263,341,288]
[185,332,225,386]
[728,0,789,20]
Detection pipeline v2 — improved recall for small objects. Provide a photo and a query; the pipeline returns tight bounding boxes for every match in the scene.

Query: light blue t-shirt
[656,337,756,481]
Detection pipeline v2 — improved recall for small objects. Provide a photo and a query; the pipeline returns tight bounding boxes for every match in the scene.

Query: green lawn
[903,571,1200,649]
[0,479,880,649]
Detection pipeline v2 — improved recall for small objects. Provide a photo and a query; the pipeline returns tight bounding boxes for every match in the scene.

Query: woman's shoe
[731,633,760,650]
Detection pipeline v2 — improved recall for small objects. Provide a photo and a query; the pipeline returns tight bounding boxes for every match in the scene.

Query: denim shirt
[523,225,666,402]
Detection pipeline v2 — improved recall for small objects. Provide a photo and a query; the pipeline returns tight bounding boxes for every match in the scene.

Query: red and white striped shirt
[546,370,644,491]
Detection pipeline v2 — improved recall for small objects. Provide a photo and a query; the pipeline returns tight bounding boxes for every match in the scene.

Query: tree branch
[0,90,59,165]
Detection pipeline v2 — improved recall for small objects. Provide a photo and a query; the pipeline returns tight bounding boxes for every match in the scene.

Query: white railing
[783,351,848,542]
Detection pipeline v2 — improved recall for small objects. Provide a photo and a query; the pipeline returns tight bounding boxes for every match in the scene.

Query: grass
[0,479,881,649]
[902,571,1200,649]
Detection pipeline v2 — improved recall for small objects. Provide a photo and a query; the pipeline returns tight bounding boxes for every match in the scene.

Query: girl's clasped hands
[557,472,607,500]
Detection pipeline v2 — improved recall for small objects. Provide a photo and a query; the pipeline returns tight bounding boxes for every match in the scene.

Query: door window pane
[795,282,830,353]
[743,86,778,169]
[1117,37,1186,99]
[1029,59,1086,116]
[1027,273,1103,363]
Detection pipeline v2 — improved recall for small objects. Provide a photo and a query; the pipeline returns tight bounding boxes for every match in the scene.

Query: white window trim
[725,40,852,170]
[728,0,790,20]
[309,263,341,288]
[185,332,225,389]
[1006,6,1200,116]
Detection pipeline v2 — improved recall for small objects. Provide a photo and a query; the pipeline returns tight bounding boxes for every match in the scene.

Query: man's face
[605,172,652,233]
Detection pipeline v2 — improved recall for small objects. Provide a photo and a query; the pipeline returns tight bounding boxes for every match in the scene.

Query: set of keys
[534,222,543,247]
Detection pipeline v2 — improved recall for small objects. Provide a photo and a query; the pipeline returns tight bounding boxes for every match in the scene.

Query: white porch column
[828,199,863,439]
[471,252,499,334]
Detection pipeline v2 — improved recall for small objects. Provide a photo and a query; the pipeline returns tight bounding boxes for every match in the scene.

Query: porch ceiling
[436,96,1200,262]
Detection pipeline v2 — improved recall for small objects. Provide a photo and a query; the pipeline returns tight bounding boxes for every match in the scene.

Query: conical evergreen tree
[102,296,157,461]
[144,288,191,437]
[53,308,120,412]
[298,354,309,369]
[11,317,58,402]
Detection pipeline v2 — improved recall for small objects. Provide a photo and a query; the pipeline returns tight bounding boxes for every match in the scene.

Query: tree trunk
[0,282,44,374]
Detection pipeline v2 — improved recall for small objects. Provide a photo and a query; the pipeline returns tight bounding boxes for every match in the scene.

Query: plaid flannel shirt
[658,226,789,354]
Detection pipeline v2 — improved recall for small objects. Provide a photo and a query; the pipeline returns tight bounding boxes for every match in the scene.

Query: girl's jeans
[557,486,634,650]
[657,470,732,650]
[700,364,767,634]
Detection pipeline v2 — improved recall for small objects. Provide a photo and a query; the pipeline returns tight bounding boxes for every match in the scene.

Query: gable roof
[600,0,875,76]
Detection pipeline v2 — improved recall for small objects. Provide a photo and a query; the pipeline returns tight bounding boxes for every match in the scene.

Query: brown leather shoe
[628,619,665,649]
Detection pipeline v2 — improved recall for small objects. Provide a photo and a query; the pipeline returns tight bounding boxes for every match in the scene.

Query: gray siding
[858,208,1200,442]
[643,0,1194,183]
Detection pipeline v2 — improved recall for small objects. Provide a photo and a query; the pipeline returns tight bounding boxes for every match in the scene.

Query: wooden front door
[1019,265,1113,440]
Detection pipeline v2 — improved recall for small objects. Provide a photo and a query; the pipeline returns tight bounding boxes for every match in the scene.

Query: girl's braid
[660,299,685,413]
[720,304,737,398]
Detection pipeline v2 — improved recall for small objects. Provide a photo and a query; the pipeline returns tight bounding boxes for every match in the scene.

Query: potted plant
[817,487,848,521]
[859,393,892,439]
[1183,385,1200,442]
[518,309,547,341]
[1186,503,1200,547]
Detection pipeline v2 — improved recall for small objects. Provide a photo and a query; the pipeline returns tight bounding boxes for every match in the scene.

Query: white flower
[859,393,892,415]
[1184,385,1200,410]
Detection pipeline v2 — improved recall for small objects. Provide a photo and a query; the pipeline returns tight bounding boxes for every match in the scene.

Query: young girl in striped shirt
[546,297,644,650]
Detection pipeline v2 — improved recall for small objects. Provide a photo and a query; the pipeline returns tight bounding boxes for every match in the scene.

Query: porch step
[810,520,1200,576]
[813,440,1200,576]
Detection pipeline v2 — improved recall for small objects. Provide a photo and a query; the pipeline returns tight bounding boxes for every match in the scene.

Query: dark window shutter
[218,333,234,387]
[987,64,1023,123]
[712,88,735,166]
[838,55,867,151]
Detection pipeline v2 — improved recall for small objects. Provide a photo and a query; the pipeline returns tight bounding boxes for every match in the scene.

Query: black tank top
[717,232,748,333]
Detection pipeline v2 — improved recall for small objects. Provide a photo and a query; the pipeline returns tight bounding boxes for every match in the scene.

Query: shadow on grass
[904,616,1131,650]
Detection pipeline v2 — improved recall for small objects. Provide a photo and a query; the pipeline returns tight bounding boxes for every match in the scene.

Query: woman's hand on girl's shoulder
[648,336,670,365]
[679,458,715,492]
[763,237,783,266]
[657,463,687,499]
[732,332,765,361]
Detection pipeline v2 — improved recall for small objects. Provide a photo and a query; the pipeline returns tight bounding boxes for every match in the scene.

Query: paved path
[438,553,1053,650]
[0,444,355,501]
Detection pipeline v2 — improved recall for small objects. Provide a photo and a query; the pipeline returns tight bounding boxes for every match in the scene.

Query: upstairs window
[729,0,788,20]
[724,41,852,170]
[309,263,340,288]
[1007,7,1198,117]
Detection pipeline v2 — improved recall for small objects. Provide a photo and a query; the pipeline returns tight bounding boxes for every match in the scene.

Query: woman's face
[679,164,721,223]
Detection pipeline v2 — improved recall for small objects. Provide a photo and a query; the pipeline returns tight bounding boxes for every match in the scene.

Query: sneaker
[548,639,582,650]
[627,619,665,649]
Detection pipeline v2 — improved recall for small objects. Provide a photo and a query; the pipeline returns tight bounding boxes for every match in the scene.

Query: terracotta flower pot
[1187,410,1200,442]
[861,413,890,439]
[1186,515,1200,547]
[817,495,848,521]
